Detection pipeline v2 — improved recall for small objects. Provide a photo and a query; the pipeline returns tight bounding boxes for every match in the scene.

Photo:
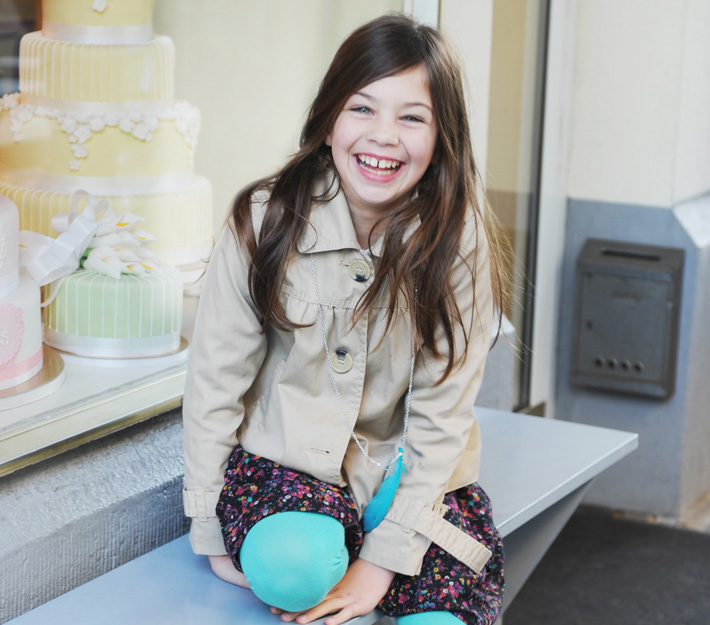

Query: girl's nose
[367,118,399,146]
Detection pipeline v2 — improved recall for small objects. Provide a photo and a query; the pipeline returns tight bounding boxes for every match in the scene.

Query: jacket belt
[386,495,492,574]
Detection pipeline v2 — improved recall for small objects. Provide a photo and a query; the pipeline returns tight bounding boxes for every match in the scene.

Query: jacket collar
[296,173,421,257]
[296,181,360,254]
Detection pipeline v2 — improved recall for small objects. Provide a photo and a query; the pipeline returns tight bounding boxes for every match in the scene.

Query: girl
[183,13,508,625]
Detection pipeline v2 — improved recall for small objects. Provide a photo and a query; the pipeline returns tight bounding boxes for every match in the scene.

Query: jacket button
[348,259,371,282]
[331,348,353,373]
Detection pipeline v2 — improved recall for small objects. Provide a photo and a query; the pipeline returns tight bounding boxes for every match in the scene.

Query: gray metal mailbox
[570,238,684,399]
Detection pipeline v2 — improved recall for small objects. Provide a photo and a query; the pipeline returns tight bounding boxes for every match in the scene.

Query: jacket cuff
[183,487,222,520]
[188,517,227,555]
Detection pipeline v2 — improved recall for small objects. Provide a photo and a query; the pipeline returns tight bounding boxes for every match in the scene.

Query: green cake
[43,266,182,358]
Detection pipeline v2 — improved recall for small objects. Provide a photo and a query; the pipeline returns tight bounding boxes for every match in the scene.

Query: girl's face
[326,64,437,218]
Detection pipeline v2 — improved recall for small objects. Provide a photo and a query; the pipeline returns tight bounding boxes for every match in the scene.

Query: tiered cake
[0,195,42,389]
[0,0,212,271]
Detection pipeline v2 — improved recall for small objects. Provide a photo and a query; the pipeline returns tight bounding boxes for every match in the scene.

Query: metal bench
[7,408,638,625]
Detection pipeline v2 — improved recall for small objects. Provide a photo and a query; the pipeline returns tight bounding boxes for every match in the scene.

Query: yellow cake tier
[42,0,153,41]
[0,176,214,267]
[20,32,174,103]
[0,95,198,181]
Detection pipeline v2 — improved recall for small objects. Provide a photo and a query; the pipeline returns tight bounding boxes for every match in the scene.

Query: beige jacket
[182,185,494,576]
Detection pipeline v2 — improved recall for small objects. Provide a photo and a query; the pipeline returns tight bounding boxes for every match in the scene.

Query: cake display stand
[56,337,189,369]
[0,346,65,411]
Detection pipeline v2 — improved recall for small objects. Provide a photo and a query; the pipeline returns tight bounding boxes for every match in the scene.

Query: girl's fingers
[270,599,340,623]
[323,605,356,625]
[270,606,302,621]
[295,598,355,625]
[294,600,340,624]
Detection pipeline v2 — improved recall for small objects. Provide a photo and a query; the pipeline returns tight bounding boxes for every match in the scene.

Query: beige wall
[484,0,527,193]
[439,0,493,185]
[568,0,710,207]
[154,0,402,233]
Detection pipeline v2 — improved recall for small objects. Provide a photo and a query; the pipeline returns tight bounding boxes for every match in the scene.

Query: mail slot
[570,238,684,398]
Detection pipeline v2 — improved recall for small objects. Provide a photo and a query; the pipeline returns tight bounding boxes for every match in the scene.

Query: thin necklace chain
[311,253,415,469]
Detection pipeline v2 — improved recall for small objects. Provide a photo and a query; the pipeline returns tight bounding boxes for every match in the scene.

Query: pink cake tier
[0,195,43,390]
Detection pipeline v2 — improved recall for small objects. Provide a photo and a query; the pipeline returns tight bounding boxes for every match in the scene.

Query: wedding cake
[0,195,42,390]
[0,0,212,273]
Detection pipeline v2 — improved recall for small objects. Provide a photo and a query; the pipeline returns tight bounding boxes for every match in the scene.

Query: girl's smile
[326,65,437,225]
[355,153,403,180]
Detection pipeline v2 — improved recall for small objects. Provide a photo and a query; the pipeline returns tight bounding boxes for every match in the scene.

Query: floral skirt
[216,446,505,625]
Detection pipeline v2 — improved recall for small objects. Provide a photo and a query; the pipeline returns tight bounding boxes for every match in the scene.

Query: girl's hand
[272,558,395,625]
[207,554,250,588]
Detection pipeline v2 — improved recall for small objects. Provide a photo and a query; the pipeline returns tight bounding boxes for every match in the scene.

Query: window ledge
[0,295,197,477]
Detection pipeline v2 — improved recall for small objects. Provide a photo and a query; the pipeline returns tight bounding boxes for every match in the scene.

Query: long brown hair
[232,13,508,381]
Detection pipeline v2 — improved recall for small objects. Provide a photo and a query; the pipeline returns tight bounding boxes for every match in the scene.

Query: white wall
[568,0,710,208]
[530,0,578,414]
[674,0,710,204]
[557,0,710,518]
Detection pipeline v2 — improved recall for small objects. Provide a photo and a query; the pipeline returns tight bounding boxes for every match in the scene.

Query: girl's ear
[325,133,332,147]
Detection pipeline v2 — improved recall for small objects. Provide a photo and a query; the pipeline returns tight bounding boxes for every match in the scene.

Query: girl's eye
[403,115,425,123]
[351,106,372,115]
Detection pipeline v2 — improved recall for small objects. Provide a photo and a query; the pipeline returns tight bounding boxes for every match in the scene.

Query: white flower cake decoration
[82,206,158,280]
[92,0,110,13]
[1,95,201,171]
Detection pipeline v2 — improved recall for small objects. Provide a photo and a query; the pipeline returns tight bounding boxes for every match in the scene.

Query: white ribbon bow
[19,190,107,287]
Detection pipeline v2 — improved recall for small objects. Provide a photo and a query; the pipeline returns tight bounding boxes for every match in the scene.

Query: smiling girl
[183,13,508,625]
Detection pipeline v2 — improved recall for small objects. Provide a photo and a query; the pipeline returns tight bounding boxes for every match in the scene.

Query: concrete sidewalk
[503,505,710,625]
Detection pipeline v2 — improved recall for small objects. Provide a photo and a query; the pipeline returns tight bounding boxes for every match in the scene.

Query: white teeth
[358,155,400,170]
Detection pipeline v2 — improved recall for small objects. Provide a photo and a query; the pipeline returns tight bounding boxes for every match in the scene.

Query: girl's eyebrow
[352,91,433,112]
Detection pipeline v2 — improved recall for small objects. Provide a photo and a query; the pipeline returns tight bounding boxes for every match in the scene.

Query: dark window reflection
[0,0,36,95]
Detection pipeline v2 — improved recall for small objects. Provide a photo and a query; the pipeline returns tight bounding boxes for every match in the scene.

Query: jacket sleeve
[358,214,495,576]
[182,221,268,555]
